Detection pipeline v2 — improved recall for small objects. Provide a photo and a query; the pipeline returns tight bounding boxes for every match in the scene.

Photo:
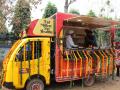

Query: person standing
[84,29,97,48]
[66,30,78,49]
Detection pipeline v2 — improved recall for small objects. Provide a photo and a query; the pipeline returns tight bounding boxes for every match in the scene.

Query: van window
[34,41,41,59]
[15,41,41,61]
[26,42,32,60]
[16,47,24,61]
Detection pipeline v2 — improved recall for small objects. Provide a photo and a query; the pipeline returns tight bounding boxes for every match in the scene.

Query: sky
[31,0,120,20]
[7,0,120,31]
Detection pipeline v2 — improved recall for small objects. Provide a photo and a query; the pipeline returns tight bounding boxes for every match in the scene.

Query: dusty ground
[46,76,120,90]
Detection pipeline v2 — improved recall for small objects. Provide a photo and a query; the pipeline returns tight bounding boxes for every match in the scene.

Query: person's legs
[117,67,120,76]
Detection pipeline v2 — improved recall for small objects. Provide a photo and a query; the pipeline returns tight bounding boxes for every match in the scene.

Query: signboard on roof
[33,19,54,36]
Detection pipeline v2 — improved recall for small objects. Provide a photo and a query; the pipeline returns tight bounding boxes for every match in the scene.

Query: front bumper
[2,82,15,89]
[2,86,13,90]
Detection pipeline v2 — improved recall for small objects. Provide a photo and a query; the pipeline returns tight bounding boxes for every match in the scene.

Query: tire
[83,75,95,87]
[26,79,44,90]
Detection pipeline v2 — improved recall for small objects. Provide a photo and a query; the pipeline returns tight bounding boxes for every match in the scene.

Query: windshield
[3,40,22,63]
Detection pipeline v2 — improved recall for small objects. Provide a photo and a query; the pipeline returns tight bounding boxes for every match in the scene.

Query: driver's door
[13,40,42,86]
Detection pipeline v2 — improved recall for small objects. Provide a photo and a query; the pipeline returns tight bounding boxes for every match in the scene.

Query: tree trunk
[64,0,68,13]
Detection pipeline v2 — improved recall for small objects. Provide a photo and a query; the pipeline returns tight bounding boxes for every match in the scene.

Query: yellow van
[1,12,120,90]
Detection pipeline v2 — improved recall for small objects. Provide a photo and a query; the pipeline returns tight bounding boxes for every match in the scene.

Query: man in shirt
[84,29,97,48]
[66,30,78,49]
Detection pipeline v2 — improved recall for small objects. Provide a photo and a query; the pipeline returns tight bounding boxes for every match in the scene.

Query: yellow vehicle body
[2,37,51,89]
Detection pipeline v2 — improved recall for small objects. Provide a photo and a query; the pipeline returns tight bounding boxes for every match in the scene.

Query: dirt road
[1,77,120,90]
[46,77,120,90]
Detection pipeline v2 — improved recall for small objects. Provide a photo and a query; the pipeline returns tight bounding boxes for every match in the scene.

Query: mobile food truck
[1,13,120,90]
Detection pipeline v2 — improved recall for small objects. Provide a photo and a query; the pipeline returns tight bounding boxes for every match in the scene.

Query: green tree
[0,10,7,33]
[87,10,96,17]
[0,0,7,33]
[99,0,114,18]
[98,0,115,47]
[43,2,57,18]
[12,0,31,37]
[69,9,80,15]
[115,29,120,41]
[64,0,76,13]
[117,30,120,37]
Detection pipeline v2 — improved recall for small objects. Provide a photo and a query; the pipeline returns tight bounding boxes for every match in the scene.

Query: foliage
[99,0,114,18]
[0,0,42,32]
[0,0,43,40]
[43,2,57,18]
[117,30,120,37]
[64,0,76,13]
[69,9,80,15]
[106,0,110,6]
[115,30,120,42]
[0,0,8,33]
[11,0,31,38]
[0,11,7,33]
[96,30,111,48]
[87,10,96,17]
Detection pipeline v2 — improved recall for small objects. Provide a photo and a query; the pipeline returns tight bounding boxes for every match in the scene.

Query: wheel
[83,75,95,87]
[26,79,44,90]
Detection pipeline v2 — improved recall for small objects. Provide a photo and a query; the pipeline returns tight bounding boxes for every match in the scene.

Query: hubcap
[32,83,41,90]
